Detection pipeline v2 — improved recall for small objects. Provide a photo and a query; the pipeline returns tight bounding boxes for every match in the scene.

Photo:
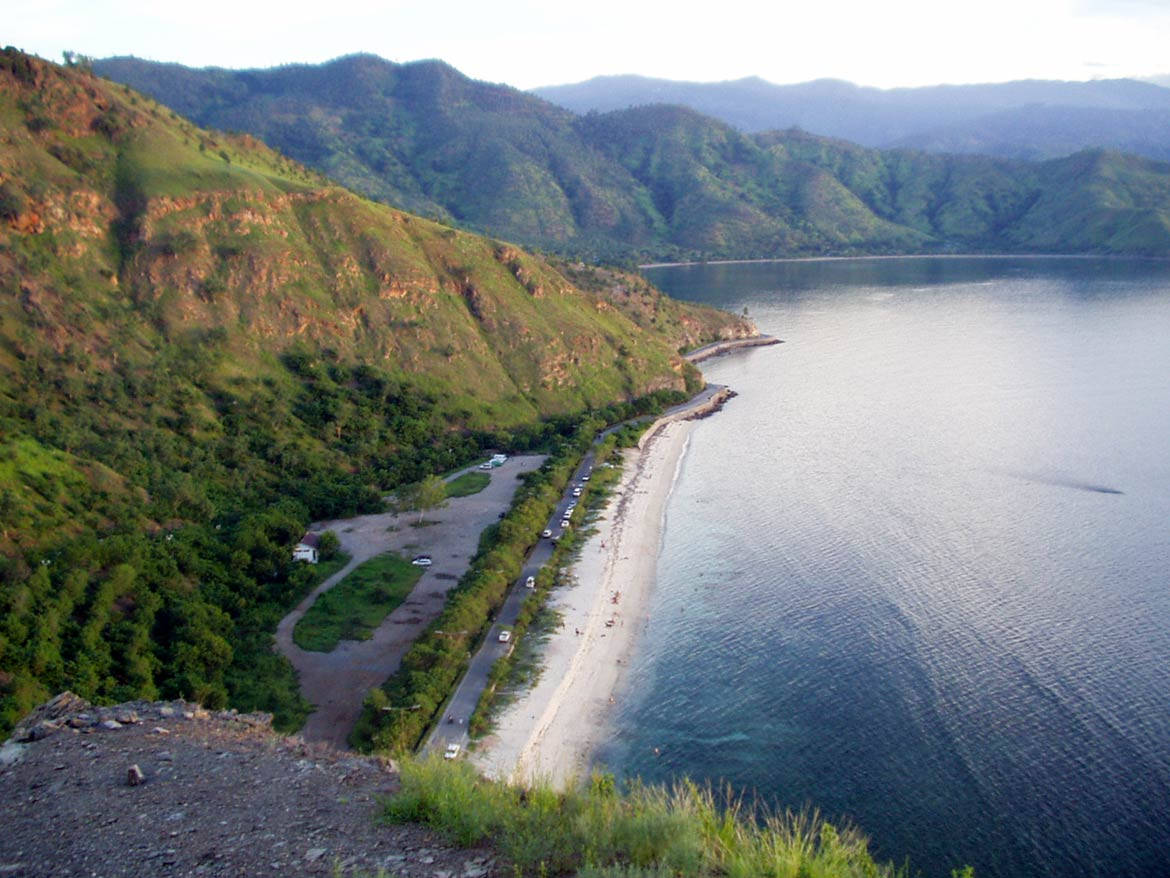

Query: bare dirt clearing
[275,456,546,748]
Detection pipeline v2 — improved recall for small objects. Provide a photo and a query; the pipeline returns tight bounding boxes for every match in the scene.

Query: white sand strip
[472,419,694,788]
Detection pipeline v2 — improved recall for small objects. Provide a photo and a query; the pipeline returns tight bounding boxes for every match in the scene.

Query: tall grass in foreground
[384,755,932,877]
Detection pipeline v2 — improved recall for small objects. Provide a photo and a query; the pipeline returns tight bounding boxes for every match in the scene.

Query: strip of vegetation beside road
[466,427,636,738]
[349,393,687,753]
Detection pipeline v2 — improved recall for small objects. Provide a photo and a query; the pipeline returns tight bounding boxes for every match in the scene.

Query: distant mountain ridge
[533,73,1170,161]
[92,54,1170,260]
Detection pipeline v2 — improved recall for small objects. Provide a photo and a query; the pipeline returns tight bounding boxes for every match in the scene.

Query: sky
[8,0,1170,89]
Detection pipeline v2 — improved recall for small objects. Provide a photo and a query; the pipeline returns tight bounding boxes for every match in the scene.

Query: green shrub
[384,755,915,878]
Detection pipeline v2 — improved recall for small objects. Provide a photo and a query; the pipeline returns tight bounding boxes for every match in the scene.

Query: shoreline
[471,419,695,787]
[684,335,781,363]
[638,252,1169,269]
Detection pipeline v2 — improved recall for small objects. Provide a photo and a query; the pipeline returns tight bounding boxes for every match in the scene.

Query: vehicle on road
[498,630,511,643]
[572,488,582,497]
[525,575,536,588]
[541,529,552,538]
[478,462,493,470]
[411,555,432,567]
[561,519,570,528]
[444,743,461,759]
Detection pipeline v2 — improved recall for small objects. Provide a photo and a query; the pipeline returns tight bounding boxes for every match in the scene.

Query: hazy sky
[9,0,1170,89]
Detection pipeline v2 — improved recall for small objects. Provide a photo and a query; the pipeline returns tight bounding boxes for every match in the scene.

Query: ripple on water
[607,258,1170,878]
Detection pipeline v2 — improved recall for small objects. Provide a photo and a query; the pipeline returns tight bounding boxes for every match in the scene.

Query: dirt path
[275,456,545,748]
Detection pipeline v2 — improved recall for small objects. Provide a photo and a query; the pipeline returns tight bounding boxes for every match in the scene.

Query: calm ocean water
[599,258,1170,878]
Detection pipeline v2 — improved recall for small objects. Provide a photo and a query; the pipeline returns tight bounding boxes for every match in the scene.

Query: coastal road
[274,455,546,748]
[425,451,596,756]
[424,383,732,758]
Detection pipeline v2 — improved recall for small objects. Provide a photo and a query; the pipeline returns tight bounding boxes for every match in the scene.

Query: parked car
[498,630,511,643]
[541,529,552,538]
[525,576,536,588]
[561,519,570,528]
[444,743,461,760]
[411,556,432,567]
[572,488,582,497]
[479,462,493,470]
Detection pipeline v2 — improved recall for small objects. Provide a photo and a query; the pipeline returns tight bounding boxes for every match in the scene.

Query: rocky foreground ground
[0,694,495,877]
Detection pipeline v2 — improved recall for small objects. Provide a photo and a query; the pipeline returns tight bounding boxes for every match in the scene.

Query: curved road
[425,383,733,757]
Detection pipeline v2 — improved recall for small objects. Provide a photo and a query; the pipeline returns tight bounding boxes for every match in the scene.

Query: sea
[598,257,1170,878]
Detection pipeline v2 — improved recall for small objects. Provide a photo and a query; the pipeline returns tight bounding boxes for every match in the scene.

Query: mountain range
[93,55,1170,261]
[534,74,1170,162]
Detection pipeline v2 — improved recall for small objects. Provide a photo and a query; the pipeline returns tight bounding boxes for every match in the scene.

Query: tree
[317,530,341,561]
[415,474,448,523]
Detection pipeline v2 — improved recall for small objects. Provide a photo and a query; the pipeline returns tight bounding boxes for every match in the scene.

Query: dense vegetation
[93,54,1170,260]
[387,755,924,878]
[0,49,747,735]
[467,426,635,738]
[350,391,685,752]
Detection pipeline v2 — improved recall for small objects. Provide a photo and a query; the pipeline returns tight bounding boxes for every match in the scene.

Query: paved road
[424,383,730,758]
[274,455,546,748]
[426,452,597,756]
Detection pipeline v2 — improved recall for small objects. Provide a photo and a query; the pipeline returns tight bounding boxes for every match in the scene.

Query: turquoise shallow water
[599,257,1170,878]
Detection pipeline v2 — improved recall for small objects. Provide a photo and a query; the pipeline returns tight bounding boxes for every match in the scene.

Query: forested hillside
[95,54,1170,260]
[0,49,750,733]
[535,72,1170,161]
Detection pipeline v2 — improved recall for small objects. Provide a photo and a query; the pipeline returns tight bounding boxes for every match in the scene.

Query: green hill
[0,49,751,733]
[94,53,1170,260]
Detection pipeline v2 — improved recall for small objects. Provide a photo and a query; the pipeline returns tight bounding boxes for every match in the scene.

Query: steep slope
[0,49,751,734]
[575,106,929,255]
[92,54,1170,260]
[92,54,662,254]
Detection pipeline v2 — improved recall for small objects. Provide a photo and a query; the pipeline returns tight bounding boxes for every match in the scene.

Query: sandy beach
[472,418,694,787]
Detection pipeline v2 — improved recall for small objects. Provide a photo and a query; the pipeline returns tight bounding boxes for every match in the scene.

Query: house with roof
[293,532,320,564]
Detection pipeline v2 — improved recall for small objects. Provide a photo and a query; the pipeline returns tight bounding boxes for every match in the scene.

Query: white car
[498,630,511,643]
[411,556,432,567]
[525,576,536,588]
[561,519,570,528]
[444,743,461,760]
[541,529,552,538]
[478,462,493,470]
[572,488,582,497]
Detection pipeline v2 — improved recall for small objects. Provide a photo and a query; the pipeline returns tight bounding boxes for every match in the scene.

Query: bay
[599,257,1170,878]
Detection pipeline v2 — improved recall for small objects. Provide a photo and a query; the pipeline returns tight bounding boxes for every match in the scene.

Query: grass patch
[384,755,916,878]
[293,552,422,652]
[445,470,491,498]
